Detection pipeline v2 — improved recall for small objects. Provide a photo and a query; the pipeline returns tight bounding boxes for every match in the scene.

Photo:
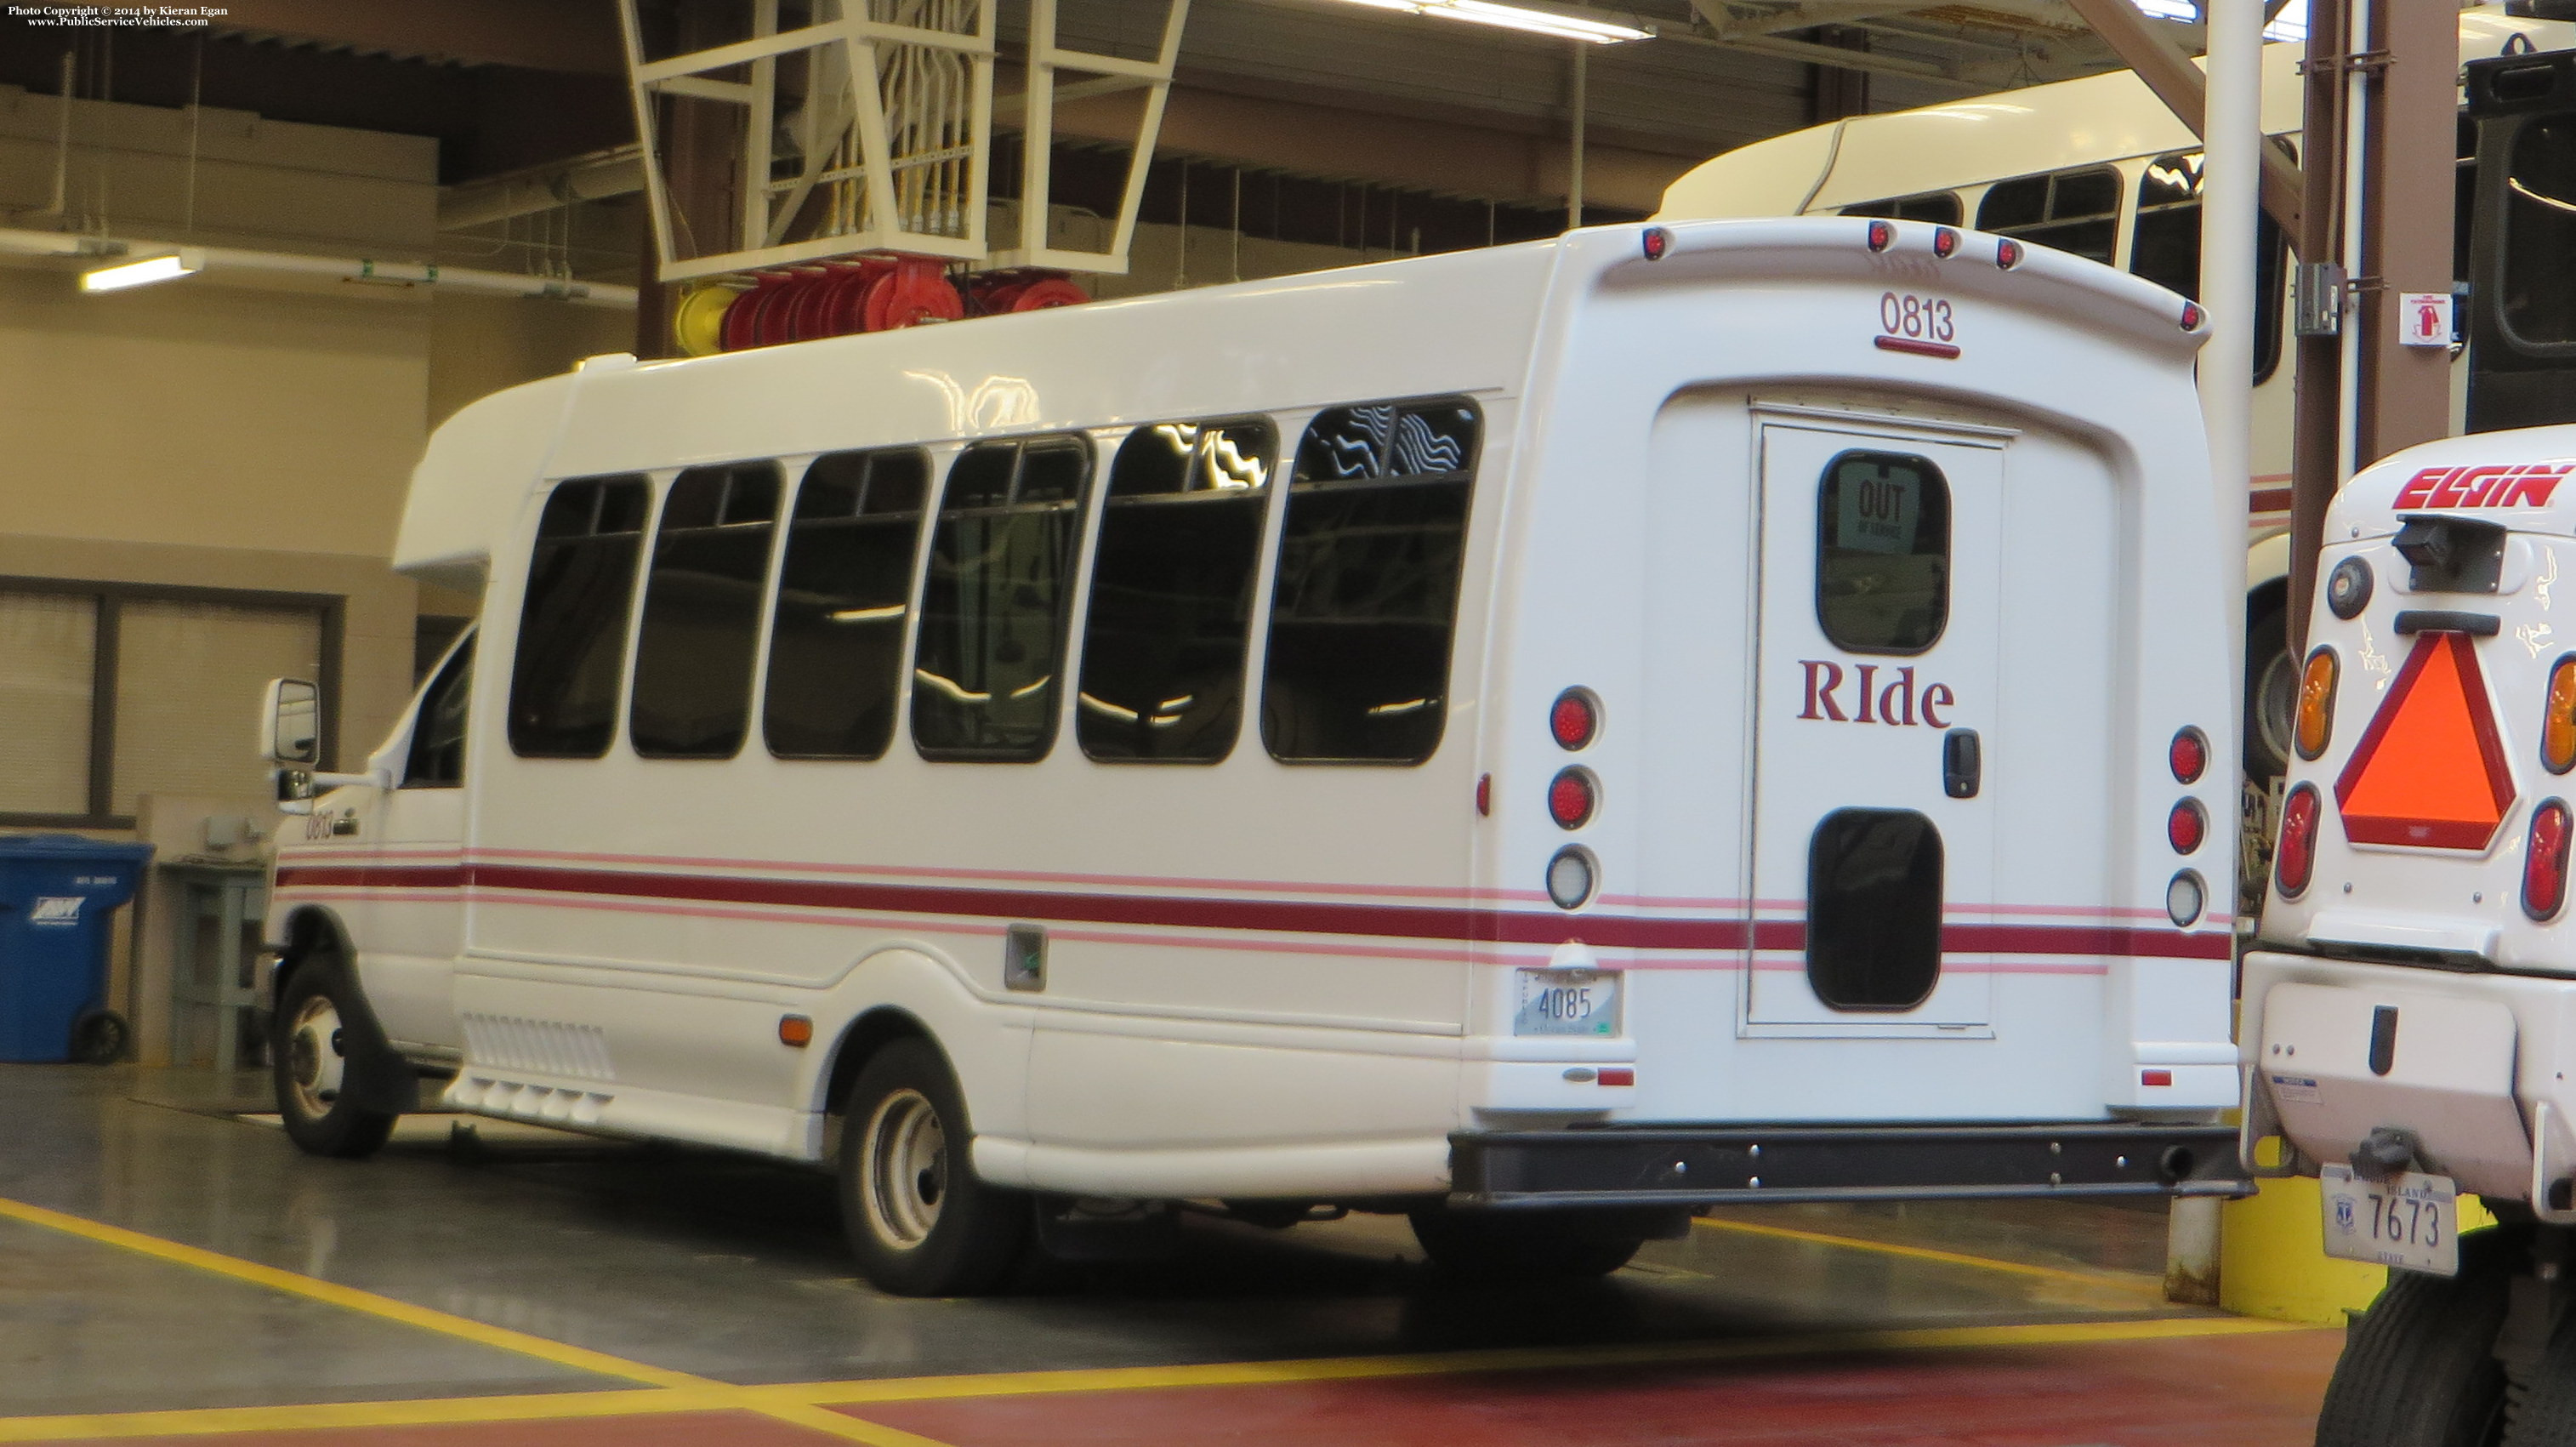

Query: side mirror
[261,678,320,765]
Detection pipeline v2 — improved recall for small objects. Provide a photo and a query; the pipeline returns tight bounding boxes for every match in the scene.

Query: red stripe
[1874,335,1961,359]
[273,863,2228,960]
[2249,486,2293,514]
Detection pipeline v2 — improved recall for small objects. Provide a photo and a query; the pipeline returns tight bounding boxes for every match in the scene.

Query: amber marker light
[2545,657,2576,774]
[778,1015,814,1047]
[2295,647,2339,761]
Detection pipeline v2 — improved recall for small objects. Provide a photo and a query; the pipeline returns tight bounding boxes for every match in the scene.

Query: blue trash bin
[0,835,156,1064]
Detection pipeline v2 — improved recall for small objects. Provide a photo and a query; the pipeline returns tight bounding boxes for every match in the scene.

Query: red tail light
[2169,726,2208,784]
[2527,800,2573,921]
[2168,798,2207,854]
[1550,688,1600,750]
[2276,784,2322,897]
[1548,768,1597,829]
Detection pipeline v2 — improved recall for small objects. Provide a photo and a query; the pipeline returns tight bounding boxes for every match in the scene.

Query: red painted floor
[840,1330,2346,1447]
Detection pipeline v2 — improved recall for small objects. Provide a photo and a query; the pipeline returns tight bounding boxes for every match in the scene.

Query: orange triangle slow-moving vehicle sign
[2334,632,2517,849]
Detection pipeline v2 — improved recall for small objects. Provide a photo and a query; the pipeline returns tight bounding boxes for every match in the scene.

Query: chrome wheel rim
[862,1088,947,1249]
[284,994,347,1119]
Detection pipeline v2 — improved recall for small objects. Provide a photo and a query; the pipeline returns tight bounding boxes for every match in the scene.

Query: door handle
[1942,728,1982,799]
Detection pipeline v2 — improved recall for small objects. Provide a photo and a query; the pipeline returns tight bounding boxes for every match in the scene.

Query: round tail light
[2295,647,2339,761]
[2169,726,2208,784]
[1550,688,1600,750]
[2545,657,2576,775]
[1548,767,1598,829]
[2166,870,2205,928]
[1866,219,1894,252]
[2527,800,2573,921]
[2168,798,2207,855]
[1546,846,1596,909]
[2276,784,2323,898]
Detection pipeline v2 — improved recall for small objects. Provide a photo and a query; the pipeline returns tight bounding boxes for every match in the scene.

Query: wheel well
[2247,576,2289,630]
[822,1007,931,1118]
[276,907,351,1000]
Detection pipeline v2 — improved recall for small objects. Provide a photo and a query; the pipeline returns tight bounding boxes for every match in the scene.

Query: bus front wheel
[836,1038,1029,1296]
[270,966,398,1159]
[1408,1206,1650,1282]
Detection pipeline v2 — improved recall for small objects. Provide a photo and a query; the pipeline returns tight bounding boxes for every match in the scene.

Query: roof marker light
[1866,219,1894,253]
[1932,226,1960,258]
[1641,226,1670,260]
[2181,301,2205,331]
[1995,238,2023,270]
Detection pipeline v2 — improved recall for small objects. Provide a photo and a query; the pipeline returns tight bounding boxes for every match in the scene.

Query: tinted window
[1262,401,1477,764]
[629,461,780,759]
[1838,191,1963,225]
[2128,151,2288,384]
[403,632,474,789]
[1077,419,1275,762]
[1975,167,2120,265]
[1817,450,1948,654]
[509,475,650,758]
[911,436,1093,760]
[765,449,930,760]
[2504,115,2576,347]
[1807,808,1943,1011]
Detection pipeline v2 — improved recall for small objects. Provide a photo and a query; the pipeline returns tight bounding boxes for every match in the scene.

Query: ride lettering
[1797,660,1953,727]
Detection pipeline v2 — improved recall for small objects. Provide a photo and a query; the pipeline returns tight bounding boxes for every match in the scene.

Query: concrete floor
[0,1064,2339,1445]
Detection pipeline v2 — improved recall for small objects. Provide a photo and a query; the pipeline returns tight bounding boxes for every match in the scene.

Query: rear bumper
[1448,1121,2251,1207]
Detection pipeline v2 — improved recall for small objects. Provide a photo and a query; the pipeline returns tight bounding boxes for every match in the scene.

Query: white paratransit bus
[2242,424,2576,1440]
[1650,3,2576,801]
[256,215,2249,1296]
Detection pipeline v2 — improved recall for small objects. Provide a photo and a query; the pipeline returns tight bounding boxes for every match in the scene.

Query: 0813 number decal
[1879,292,1956,343]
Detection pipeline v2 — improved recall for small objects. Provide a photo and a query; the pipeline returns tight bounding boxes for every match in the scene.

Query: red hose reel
[711,258,1087,352]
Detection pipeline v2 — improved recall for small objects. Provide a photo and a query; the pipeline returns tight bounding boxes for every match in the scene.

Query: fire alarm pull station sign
[2401,293,2454,349]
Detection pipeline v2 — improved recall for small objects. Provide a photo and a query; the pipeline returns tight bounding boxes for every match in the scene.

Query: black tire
[836,1037,1029,1296]
[1407,1207,1646,1283]
[67,1009,127,1065]
[2315,1225,2525,1447]
[270,964,398,1159]
[2247,598,2295,781]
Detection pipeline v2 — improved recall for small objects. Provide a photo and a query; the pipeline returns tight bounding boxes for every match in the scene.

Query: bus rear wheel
[836,1038,1029,1296]
[270,966,398,1159]
[1408,1206,1649,1282]
[2314,1225,2525,1447]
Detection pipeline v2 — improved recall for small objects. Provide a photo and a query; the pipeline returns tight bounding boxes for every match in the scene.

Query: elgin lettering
[2394,463,2573,510]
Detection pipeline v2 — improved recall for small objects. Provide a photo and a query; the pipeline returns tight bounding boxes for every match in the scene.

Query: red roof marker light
[1866,219,1895,252]
[1641,226,1671,260]
[1996,238,2023,270]
[1932,226,1960,258]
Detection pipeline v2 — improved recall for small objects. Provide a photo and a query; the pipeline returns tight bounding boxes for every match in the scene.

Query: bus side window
[764,448,930,761]
[1975,166,2120,266]
[2128,151,2288,384]
[629,460,782,760]
[508,475,651,759]
[912,435,1094,761]
[403,631,475,788]
[1261,400,1477,765]
[1836,191,1961,225]
[1077,419,1276,763]
[2501,113,2576,347]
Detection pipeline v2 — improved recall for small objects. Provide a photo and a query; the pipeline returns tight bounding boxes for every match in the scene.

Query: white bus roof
[393,216,2205,591]
[1655,4,2572,222]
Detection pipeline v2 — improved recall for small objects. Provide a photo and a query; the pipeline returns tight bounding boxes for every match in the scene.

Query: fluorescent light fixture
[1330,0,1652,43]
[82,248,202,293]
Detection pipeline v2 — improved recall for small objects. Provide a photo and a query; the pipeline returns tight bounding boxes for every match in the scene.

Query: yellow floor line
[1690,1215,2162,1290]
[0,1197,947,1447]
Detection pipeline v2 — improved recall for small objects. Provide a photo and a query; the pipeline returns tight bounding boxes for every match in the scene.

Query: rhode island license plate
[2320,1163,2459,1277]
[1514,968,1620,1037]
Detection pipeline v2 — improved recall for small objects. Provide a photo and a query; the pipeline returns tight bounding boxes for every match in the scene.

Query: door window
[1806,808,1944,1011]
[1815,450,1949,654]
[403,633,474,789]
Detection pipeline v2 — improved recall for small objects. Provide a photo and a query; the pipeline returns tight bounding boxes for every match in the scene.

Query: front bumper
[1449,1121,2250,1207]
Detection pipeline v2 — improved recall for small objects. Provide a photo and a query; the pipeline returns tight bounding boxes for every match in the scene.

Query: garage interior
[3,2,2359,1444]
